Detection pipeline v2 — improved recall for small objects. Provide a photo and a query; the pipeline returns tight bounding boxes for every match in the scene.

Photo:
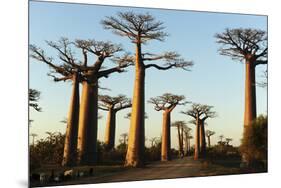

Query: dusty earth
[40,156,244,187]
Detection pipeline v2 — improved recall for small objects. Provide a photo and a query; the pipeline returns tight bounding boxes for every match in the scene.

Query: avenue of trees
[30,11,267,175]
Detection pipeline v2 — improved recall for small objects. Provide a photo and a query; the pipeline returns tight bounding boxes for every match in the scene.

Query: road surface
[55,157,241,186]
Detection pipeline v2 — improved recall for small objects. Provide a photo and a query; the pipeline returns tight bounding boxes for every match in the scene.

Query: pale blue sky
[29,1,267,148]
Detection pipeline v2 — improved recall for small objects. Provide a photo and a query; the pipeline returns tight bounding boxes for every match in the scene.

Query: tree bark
[77,77,99,165]
[194,117,200,160]
[125,41,145,167]
[244,60,257,127]
[62,72,80,167]
[161,111,171,161]
[242,59,257,165]
[104,109,116,150]
[200,121,207,158]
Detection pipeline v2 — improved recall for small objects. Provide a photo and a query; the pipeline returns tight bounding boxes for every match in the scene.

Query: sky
[29,0,267,148]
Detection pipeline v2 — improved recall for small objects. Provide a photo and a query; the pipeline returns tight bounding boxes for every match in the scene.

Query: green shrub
[240,115,267,168]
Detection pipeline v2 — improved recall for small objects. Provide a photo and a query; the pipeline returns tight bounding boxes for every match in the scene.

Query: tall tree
[29,89,42,112]
[74,39,133,165]
[119,133,128,145]
[30,39,83,166]
[149,93,187,161]
[181,103,216,159]
[172,121,187,158]
[99,94,132,150]
[183,126,192,156]
[219,135,224,143]
[149,137,159,148]
[215,28,267,128]
[102,12,193,167]
[205,130,215,148]
[225,138,233,146]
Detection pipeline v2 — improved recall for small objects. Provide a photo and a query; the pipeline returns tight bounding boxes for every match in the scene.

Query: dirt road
[57,157,241,186]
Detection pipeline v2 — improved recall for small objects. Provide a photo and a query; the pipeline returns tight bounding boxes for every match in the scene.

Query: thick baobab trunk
[200,121,207,158]
[62,73,80,167]
[194,117,200,160]
[244,60,257,127]
[77,78,99,165]
[161,111,171,161]
[125,42,145,167]
[242,60,257,165]
[104,109,116,150]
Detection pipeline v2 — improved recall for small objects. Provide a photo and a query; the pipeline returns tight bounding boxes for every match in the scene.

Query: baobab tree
[218,135,224,144]
[183,126,192,156]
[186,135,193,155]
[225,138,233,146]
[149,93,187,161]
[98,94,132,150]
[181,103,216,159]
[215,28,267,129]
[30,40,83,166]
[205,130,215,148]
[29,89,42,112]
[149,137,159,148]
[102,12,193,167]
[119,133,128,145]
[171,121,187,158]
[74,39,133,165]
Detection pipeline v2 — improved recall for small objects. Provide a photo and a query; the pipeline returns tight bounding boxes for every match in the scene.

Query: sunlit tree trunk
[77,77,98,165]
[194,117,200,160]
[161,110,171,161]
[200,121,207,158]
[244,60,257,127]
[104,109,116,150]
[125,41,145,167]
[62,73,80,166]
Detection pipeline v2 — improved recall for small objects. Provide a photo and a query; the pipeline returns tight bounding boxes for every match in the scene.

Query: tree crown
[171,121,187,128]
[148,93,188,111]
[98,94,132,111]
[30,37,133,82]
[181,103,217,121]
[205,130,215,137]
[215,28,267,64]
[102,11,168,44]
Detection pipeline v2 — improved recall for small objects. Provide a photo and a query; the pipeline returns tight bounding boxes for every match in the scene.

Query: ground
[33,156,252,187]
